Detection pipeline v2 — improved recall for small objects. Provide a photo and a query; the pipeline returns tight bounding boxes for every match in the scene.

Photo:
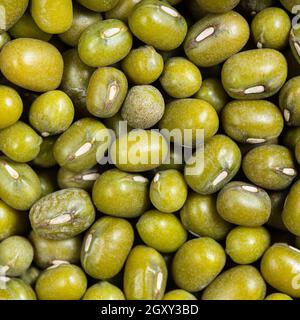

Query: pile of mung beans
[0,0,300,300]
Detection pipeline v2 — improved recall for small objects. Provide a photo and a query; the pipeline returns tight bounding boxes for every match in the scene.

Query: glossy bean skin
[110,130,169,172]
[29,91,74,137]
[20,266,41,287]
[82,281,125,300]
[9,13,52,41]
[0,121,42,162]
[105,0,143,22]
[77,0,119,12]
[184,11,250,67]
[202,265,266,300]
[185,135,241,194]
[160,57,202,98]
[29,230,82,269]
[283,127,300,150]
[261,243,300,298]
[78,19,133,67]
[81,217,134,280]
[172,238,226,292]
[0,38,63,92]
[0,158,41,211]
[0,235,34,276]
[122,46,164,85]
[290,26,300,64]
[123,245,168,300]
[180,192,232,240]
[242,145,297,190]
[59,3,101,46]
[35,264,87,300]
[53,118,111,173]
[217,182,271,227]
[265,293,293,300]
[163,290,197,300]
[61,49,94,116]
[0,85,23,130]
[33,137,57,168]
[282,180,300,236]
[221,49,288,100]
[251,7,291,50]
[30,0,73,34]
[0,278,36,300]
[150,170,188,213]
[0,200,29,241]
[279,76,300,126]
[222,100,284,144]
[159,99,219,146]
[92,169,150,218]
[194,78,229,113]
[128,0,187,51]
[87,67,128,118]
[195,0,240,13]
[136,210,187,253]
[225,226,271,264]
[0,0,29,31]
[267,191,288,231]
